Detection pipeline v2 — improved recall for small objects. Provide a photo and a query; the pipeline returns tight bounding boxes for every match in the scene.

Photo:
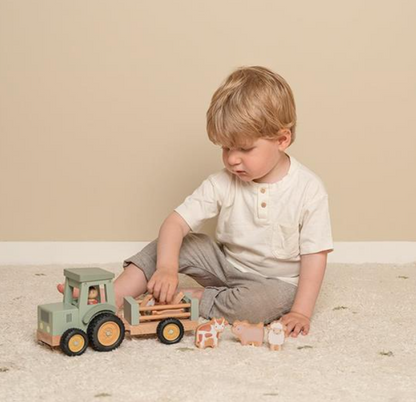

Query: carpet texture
[0,262,415,402]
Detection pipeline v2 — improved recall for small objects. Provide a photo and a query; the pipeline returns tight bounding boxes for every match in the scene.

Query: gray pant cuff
[198,287,224,319]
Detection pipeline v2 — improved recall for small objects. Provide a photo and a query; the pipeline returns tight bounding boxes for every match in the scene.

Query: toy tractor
[37,267,199,356]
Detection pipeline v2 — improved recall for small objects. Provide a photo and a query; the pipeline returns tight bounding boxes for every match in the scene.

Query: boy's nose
[228,154,242,166]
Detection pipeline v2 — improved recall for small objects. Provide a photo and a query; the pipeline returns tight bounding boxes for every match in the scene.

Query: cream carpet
[0,262,415,402]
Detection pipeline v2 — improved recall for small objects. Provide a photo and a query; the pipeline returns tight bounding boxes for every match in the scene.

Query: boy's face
[221,135,290,183]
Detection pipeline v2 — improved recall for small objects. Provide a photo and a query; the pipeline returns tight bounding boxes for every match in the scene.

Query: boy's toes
[57,283,80,298]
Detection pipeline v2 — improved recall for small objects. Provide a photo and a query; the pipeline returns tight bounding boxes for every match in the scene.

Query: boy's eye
[221,146,254,152]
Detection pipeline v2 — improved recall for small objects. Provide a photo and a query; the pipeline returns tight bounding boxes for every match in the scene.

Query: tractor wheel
[157,318,184,345]
[88,313,125,352]
[60,328,89,356]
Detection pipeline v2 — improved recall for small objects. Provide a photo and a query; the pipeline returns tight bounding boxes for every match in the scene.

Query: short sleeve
[299,196,334,255]
[174,170,230,232]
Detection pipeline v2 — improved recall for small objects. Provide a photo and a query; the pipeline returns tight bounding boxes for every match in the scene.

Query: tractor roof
[64,267,115,283]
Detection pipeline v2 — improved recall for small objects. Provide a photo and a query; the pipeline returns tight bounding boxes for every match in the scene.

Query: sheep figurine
[267,321,286,351]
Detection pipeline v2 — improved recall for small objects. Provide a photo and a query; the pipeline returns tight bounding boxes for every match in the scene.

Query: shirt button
[261,202,267,208]
[260,188,266,194]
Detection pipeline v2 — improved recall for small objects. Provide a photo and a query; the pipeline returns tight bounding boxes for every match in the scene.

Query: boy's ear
[277,129,292,149]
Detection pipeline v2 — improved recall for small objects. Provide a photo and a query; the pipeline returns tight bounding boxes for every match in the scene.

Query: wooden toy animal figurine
[195,317,228,349]
[267,321,286,351]
[232,320,264,346]
[140,294,156,308]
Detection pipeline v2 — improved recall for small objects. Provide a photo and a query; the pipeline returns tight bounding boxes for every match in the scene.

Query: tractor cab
[63,267,115,309]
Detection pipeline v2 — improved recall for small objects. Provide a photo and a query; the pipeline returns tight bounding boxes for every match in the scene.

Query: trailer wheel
[157,318,184,345]
[88,313,125,352]
[60,328,89,356]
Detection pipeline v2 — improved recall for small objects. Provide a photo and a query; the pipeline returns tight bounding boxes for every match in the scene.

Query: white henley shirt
[175,155,333,286]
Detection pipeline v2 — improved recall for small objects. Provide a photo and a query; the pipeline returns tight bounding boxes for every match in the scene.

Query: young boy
[60,66,333,337]
[114,66,333,338]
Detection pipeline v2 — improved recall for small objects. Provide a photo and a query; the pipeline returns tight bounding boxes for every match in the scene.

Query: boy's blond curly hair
[206,66,297,148]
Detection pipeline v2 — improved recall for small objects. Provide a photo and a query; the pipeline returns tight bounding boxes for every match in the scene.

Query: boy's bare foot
[56,283,80,298]
[57,283,63,293]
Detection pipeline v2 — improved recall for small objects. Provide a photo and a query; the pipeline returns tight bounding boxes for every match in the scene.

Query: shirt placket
[257,185,269,220]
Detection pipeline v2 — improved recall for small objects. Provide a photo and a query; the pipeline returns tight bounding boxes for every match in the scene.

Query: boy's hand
[147,268,179,304]
[280,311,311,338]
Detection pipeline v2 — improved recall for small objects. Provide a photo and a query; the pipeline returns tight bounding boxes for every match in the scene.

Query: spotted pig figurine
[195,317,228,349]
[232,320,264,346]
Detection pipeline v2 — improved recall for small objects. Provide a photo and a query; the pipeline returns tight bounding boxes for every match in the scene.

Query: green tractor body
[37,267,124,356]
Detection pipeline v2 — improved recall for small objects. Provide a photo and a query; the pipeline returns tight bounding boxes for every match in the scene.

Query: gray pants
[123,233,297,324]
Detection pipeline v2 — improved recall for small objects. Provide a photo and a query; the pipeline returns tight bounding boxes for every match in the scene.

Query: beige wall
[1,1,415,241]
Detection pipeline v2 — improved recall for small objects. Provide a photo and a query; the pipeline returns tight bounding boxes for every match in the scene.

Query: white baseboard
[0,242,415,265]
[0,242,149,265]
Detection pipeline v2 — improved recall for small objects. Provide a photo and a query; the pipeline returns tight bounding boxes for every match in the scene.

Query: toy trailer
[122,294,199,345]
